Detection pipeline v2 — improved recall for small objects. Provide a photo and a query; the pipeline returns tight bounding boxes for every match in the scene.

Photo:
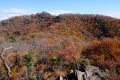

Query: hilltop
[0,12,120,40]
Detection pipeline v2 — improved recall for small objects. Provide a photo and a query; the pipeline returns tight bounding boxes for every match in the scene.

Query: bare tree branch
[0,46,13,79]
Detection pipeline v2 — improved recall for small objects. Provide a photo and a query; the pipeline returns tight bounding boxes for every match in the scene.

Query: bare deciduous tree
[0,46,13,79]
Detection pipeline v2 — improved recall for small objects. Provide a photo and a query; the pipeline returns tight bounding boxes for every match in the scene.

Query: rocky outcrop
[56,65,107,80]
[85,65,106,80]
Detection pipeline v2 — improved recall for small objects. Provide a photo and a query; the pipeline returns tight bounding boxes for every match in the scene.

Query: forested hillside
[0,12,120,40]
[0,12,120,80]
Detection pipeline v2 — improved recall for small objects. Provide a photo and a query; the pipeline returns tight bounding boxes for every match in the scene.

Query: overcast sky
[0,0,120,20]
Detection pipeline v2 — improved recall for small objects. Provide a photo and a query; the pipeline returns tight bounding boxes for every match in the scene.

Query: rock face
[75,65,106,80]
[58,65,106,80]
[85,65,106,80]
[76,70,86,80]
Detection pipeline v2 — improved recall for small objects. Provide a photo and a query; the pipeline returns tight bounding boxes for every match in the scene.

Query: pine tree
[24,50,36,80]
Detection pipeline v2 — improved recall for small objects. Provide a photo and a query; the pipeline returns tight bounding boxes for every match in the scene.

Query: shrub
[82,38,120,65]
[24,50,36,79]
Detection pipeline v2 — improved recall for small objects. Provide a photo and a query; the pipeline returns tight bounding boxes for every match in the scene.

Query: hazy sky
[0,0,120,20]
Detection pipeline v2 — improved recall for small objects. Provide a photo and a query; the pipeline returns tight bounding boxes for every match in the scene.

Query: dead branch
[0,46,13,79]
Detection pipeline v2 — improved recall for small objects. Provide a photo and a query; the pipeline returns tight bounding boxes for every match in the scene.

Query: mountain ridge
[0,12,120,40]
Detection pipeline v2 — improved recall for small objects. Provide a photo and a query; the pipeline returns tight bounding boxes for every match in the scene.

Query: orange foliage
[82,38,120,65]
[62,43,81,62]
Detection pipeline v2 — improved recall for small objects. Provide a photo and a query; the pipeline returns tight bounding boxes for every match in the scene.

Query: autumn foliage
[82,38,120,64]
[0,12,120,80]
